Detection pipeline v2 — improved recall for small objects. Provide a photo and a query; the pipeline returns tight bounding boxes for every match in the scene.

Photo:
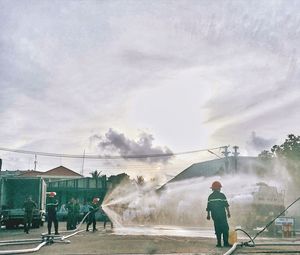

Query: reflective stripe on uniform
[208,198,228,203]
[47,203,58,206]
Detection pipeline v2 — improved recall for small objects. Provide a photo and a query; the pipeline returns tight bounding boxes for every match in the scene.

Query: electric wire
[0,146,225,159]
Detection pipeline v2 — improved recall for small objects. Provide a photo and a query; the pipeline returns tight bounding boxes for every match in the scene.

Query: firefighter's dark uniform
[23,198,37,234]
[101,207,113,229]
[206,190,230,247]
[86,202,99,232]
[66,201,76,230]
[66,200,80,230]
[46,196,59,235]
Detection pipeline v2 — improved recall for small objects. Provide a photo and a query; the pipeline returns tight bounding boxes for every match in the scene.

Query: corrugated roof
[160,156,269,189]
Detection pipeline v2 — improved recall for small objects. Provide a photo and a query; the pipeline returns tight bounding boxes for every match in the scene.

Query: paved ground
[1,224,300,254]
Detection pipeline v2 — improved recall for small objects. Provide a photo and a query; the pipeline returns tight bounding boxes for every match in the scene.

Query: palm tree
[90,170,102,188]
[135,175,145,186]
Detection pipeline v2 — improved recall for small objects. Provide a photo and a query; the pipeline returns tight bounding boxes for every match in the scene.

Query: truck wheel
[32,221,40,228]
[5,223,14,229]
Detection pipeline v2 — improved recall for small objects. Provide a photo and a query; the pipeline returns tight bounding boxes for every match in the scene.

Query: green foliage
[258,150,274,160]
[90,170,103,188]
[262,134,300,183]
[271,134,300,160]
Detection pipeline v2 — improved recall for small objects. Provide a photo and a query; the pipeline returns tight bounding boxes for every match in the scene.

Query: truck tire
[5,222,14,229]
[32,221,40,228]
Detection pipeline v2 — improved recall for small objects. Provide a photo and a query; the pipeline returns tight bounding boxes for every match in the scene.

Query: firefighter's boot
[216,233,222,247]
[223,231,232,247]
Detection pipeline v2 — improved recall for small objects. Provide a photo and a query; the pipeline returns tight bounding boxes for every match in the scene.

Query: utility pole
[34,154,37,171]
[0,158,2,217]
[221,146,230,173]
[81,150,85,176]
[232,146,239,173]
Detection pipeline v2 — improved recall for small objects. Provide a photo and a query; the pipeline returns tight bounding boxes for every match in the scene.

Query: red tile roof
[19,166,82,177]
[19,170,44,176]
[43,166,82,177]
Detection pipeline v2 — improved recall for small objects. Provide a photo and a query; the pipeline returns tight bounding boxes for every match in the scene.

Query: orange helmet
[211,181,222,190]
[48,192,56,197]
[93,197,100,203]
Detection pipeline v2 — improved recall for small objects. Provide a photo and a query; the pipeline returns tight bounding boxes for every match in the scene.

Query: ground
[1,224,300,255]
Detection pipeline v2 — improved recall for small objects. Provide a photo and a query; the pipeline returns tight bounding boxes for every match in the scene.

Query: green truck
[0,177,47,229]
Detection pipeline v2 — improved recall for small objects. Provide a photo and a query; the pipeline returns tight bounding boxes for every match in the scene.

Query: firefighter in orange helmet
[206,181,231,247]
[46,192,59,235]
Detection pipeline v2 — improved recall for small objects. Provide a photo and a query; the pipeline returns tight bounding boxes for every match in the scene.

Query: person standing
[66,198,76,230]
[206,181,231,247]
[75,199,80,225]
[46,192,59,235]
[81,200,90,223]
[86,197,100,232]
[101,206,113,229]
[23,196,37,234]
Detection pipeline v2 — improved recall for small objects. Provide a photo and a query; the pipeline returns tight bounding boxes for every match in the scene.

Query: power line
[0,146,226,160]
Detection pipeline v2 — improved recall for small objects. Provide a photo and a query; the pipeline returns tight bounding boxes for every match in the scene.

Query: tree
[90,170,103,188]
[262,134,300,182]
[135,175,145,186]
[271,134,300,160]
[258,150,274,160]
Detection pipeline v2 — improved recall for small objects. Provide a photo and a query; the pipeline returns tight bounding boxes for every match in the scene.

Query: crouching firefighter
[206,181,231,247]
[46,192,59,235]
[86,197,100,232]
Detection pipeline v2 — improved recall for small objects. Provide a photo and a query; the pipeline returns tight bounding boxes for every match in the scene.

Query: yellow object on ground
[228,229,237,245]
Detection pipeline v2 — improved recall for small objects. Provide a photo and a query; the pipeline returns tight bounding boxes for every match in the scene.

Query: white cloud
[0,0,300,176]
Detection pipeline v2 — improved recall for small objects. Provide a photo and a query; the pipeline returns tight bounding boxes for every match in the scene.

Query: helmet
[93,197,100,203]
[48,192,56,197]
[211,181,222,190]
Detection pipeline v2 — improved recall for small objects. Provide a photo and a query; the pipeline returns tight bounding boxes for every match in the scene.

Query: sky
[0,0,299,178]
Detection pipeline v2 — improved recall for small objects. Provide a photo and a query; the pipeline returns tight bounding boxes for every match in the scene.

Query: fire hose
[0,211,92,254]
[223,196,300,255]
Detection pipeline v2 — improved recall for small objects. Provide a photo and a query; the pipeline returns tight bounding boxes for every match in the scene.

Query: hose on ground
[223,196,300,255]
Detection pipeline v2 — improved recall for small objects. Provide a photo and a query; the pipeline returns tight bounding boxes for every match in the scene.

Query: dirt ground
[1,224,300,255]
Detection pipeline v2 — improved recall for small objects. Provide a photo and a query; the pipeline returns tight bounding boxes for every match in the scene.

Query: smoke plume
[90,129,173,163]
[246,131,276,152]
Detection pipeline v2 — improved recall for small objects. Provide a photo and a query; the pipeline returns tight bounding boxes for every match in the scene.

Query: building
[19,166,82,183]
[160,156,274,188]
[47,176,107,205]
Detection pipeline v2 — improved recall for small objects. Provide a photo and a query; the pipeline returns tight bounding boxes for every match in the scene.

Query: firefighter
[23,196,37,234]
[101,206,113,229]
[206,181,231,247]
[46,192,59,235]
[66,198,76,230]
[86,197,100,232]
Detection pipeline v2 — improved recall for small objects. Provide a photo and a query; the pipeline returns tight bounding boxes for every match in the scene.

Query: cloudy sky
[0,0,299,178]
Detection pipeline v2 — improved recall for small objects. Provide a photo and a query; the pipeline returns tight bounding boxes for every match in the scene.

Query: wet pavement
[1,225,300,254]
